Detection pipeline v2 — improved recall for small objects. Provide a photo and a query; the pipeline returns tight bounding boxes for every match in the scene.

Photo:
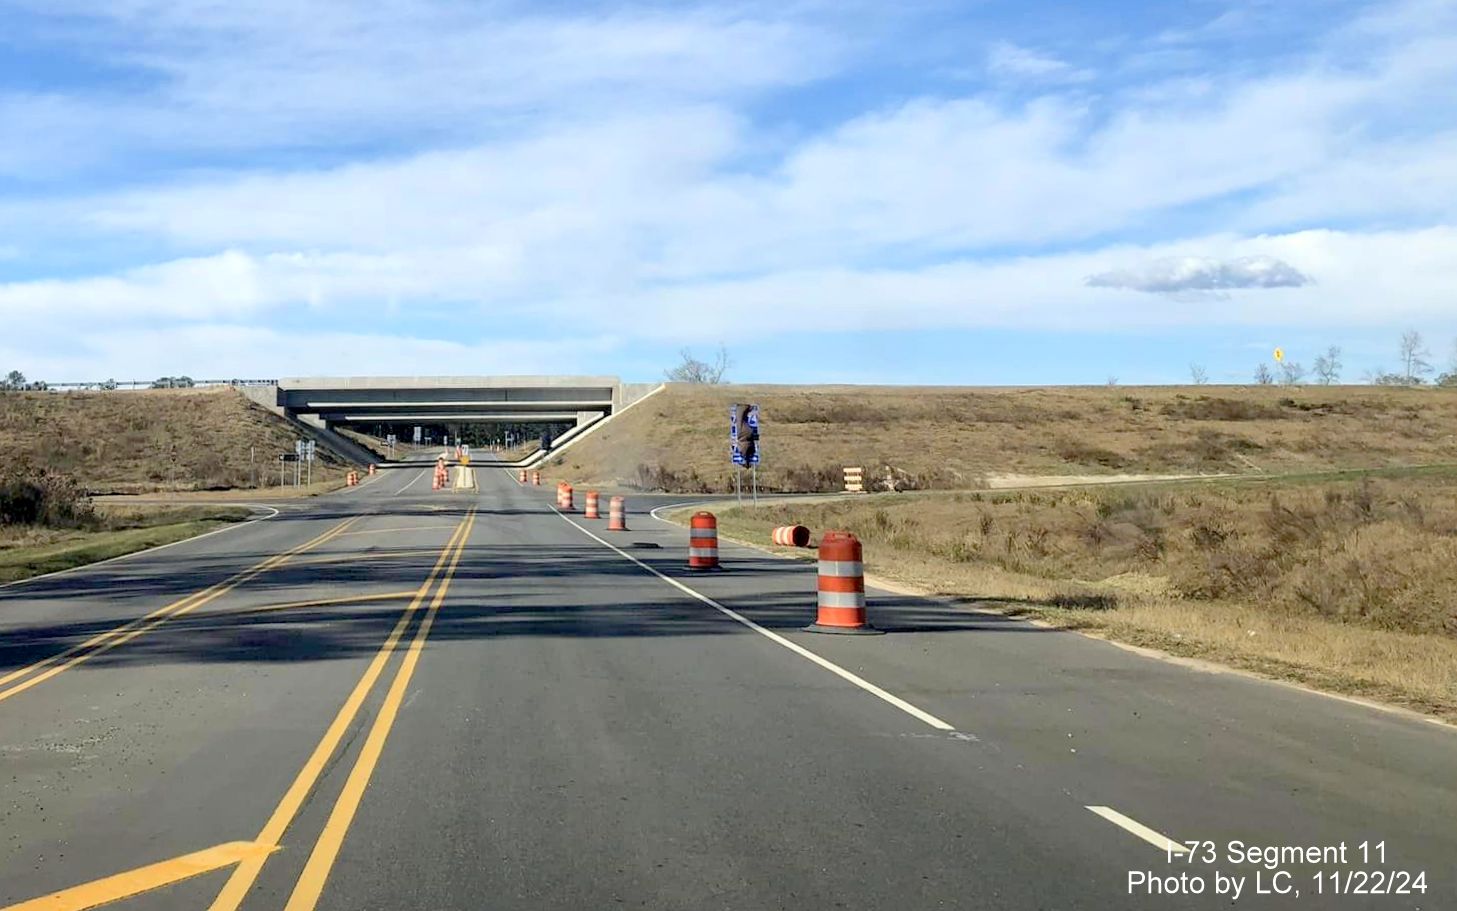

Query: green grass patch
[0,507,252,583]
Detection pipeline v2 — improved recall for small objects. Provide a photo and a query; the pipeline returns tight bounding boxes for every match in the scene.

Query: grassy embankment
[0,387,354,494]
[545,383,1457,494]
[0,503,253,584]
[683,467,1457,721]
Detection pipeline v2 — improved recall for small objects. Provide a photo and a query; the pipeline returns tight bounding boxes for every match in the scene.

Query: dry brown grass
[0,388,353,494]
[698,468,1457,720]
[547,383,1457,493]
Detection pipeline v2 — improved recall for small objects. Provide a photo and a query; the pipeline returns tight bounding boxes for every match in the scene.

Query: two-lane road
[2,461,1452,909]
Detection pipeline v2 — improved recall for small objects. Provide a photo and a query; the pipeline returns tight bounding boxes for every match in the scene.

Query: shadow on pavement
[0,542,1046,673]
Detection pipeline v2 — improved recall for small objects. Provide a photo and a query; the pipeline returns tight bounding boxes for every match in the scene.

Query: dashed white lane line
[1086,806,1188,854]
[550,505,955,732]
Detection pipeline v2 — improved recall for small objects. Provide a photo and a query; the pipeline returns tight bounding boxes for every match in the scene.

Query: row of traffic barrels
[553,481,627,530]
[688,513,874,635]
[518,475,872,634]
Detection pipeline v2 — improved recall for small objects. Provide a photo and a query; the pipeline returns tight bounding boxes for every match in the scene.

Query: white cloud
[0,2,842,180]
[1085,255,1311,295]
[0,324,624,382]
[985,41,1091,83]
[4,227,1454,359]
[1,0,1456,380]
[54,2,1455,281]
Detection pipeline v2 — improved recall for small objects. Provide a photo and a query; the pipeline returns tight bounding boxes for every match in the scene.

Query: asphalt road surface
[2,458,1453,910]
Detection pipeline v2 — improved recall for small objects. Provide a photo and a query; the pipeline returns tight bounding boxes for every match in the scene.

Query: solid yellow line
[0,516,360,704]
[3,841,276,911]
[206,512,473,911]
[282,509,475,911]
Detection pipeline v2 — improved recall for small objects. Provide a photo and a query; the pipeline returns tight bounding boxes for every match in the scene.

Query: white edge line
[1086,806,1188,854]
[0,504,281,590]
[393,468,429,495]
[550,504,955,732]
[648,500,719,522]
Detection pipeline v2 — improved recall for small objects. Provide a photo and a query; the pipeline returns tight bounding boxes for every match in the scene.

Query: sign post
[280,452,300,488]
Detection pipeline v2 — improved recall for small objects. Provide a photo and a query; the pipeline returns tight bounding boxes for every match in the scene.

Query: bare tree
[1279,361,1307,386]
[1313,346,1342,385]
[1253,363,1274,385]
[1189,364,1208,385]
[1364,366,1408,385]
[664,345,731,384]
[3,370,24,390]
[1399,330,1433,384]
[1105,375,1119,387]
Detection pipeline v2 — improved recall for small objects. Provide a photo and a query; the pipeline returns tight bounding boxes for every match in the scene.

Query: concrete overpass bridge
[243,376,662,465]
[274,376,658,427]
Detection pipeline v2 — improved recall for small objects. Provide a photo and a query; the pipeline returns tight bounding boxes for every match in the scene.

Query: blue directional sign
[730,403,760,466]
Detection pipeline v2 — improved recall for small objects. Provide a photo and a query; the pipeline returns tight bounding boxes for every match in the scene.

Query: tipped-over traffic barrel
[771,525,811,547]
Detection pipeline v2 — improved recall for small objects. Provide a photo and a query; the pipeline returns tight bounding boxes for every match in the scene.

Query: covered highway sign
[730,403,760,466]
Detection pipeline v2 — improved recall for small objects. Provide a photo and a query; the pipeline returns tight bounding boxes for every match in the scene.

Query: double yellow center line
[0,515,363,704]
[209,506,477,911]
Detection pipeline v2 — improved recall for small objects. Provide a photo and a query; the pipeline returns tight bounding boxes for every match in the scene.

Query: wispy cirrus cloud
[985,41,1091,83]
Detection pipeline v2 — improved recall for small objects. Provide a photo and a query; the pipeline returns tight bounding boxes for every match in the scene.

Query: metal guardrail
[28,379,280,391]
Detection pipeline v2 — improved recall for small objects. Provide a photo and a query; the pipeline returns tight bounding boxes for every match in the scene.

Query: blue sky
[1,0,1455,384]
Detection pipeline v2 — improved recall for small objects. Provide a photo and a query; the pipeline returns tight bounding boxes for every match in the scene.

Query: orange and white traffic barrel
[559,484,574,512]
[518,469,527,483]
[584,491,600,519]
[607,496,628,531]
[806,531,880,634]
[368,464,376,475]
[531,471,541,486]
[771,525,811,547]
[688,512,719,570]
